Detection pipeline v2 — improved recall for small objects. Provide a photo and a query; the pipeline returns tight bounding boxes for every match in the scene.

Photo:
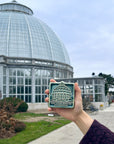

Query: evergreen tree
[98,73,114,95]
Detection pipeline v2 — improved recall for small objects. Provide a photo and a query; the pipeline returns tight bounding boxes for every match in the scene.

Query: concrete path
[28,103,114,144]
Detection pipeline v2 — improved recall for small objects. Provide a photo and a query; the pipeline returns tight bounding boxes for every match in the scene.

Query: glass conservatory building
[0,1,73,106]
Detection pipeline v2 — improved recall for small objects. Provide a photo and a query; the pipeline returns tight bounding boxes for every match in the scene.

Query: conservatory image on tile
[0,1,106,110]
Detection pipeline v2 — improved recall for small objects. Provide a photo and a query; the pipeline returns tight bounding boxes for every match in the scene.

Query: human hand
[45,79,83,122]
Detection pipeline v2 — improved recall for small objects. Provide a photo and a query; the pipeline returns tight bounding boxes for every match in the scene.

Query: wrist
[74,110,85,123]
[72,109,83,122]
[74,110,94,135]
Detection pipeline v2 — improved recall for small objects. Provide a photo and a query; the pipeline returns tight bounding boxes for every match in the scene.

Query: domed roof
[0,1,70,65]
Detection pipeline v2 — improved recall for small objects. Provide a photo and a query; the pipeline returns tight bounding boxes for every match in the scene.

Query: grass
[13,112,48,120]
[0,113,71,144]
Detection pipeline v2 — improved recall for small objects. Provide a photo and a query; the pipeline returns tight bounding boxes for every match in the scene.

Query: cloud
[66,25,114,77]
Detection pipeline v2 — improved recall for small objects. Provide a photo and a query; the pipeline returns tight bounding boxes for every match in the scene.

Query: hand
[45,79,83,122]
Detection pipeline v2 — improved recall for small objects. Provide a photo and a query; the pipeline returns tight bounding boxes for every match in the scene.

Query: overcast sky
[1,0,114,77]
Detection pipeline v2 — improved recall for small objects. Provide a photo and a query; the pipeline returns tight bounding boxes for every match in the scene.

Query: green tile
[49,81,74,108]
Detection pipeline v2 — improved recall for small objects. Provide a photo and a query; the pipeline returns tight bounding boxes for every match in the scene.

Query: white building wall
[27,103,48,111]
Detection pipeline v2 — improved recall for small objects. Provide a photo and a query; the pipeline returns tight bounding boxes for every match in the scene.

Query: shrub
[0,97,28,113]
[2,122,12,130]
[14,121,26,132]
[82,98,91,110]
[17,102,28,112]
[88,103,98,112]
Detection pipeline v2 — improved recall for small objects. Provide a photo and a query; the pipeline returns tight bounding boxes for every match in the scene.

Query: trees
[98,73,114,95]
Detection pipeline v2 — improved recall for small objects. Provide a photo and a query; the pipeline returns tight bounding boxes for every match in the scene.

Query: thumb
[74,83,82,99]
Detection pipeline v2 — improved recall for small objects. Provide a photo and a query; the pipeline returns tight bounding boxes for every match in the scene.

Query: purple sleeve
[79,120,114,144]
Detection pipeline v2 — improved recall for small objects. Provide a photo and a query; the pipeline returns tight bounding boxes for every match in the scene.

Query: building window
[95,94,102,102]
[95,85,102,93]
[2,62,73,103]
[25,95,31,103]
[35,78,41,85]
[35,86,41,94]
[42,95,47,103]
[35,95,41,102]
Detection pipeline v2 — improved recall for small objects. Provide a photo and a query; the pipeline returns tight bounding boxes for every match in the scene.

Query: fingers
[45,79,55,112]
[50,79,56,82]
[45,97,53,111]
[45,79,56,95]
[74,83,82,99]
[74,83,81,94]
[48,107,53,111]
[45,79,56,100]
[45,97,49,102]
[45,89,49,95]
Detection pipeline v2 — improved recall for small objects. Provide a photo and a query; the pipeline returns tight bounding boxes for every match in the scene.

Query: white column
[0,65,3,99]
[93,79,95,102]
[102,81,106,105]
[6,67,9,97]
[32,67,35,103]
[84,80,86,95]
[53,69,56,79]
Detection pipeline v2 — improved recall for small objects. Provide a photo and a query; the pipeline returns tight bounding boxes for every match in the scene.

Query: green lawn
[0,114,71,144]
[14,112,49,120]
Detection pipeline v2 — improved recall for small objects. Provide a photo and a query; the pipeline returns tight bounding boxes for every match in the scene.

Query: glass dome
[0,0,70,65]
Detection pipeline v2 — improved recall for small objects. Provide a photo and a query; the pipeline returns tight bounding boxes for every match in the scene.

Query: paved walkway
[28,103,114,144]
